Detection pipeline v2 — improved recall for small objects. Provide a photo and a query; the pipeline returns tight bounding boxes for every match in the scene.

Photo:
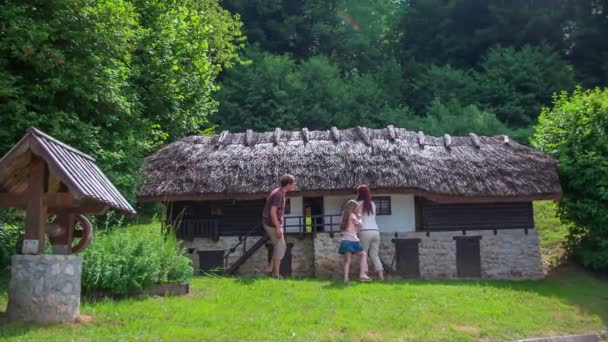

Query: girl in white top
[357,184,384,280]
[338,200,371,283]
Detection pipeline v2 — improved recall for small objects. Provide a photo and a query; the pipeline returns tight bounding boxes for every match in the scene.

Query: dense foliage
[81,224,192,295]
[532,88,608,273]
[0,0,244,201]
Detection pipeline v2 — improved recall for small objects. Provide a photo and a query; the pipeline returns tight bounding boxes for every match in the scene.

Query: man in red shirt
[262,174,296,278]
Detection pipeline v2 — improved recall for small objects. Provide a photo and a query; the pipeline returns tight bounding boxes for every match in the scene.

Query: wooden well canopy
[138,126,562,203]
[0,128,135,254]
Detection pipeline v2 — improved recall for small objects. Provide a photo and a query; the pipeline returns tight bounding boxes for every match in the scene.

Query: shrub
[532,87,608,273]
[81,223,192,295]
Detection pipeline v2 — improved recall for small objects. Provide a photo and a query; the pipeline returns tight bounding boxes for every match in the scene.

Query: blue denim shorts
[338,240,363,255]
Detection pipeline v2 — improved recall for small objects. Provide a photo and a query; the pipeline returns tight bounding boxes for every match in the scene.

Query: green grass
[0,210,602,341]
[534,201,571,268]
[1,267,607,341]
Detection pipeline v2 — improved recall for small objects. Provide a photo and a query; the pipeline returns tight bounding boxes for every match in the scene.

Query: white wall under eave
[323,194,416,233]
[284,196,303,233]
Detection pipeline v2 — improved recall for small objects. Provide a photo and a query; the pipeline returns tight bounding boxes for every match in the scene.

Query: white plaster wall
[323,194,415,233]
[284,196,303,233]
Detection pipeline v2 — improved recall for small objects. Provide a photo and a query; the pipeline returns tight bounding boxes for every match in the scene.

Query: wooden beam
[444,134,452,150]
[245,129,253,146]
[0,192,73,209]
[469,133,481,148]
[301,127,309,143]
[387,125,396,141]
[330,127,340,142]
[356,126,371,146]
[216,130,229,147]
[50,213,75,254]
[0,193,26,207]
[417,131,425,147]
[273,127,282,145]
[23,157,47,254]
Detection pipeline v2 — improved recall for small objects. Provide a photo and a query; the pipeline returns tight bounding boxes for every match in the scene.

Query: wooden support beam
[273,127,282,145]
[23,157,47,254]
[356,126,371,146]
[330,126,340,142]
[245,129,253,146]
[417,131,425,147]
[387,125,396,141]
[216,130,229,147]
[0,193,26,207]
[0,192,73,209]
[503,135,510,145]
[469,133,481,148]
[50,213,75,254]
[301,127,309,143]
[444,134,452,150]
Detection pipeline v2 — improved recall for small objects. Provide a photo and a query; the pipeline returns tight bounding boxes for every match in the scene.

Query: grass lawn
[534,201,571,269]
[1,267,607,341]
[1,205,606,341]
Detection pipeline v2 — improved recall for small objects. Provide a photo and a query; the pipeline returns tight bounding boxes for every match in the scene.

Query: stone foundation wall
[182,228,543,280]
[182,235,314,277]
[8,255,82,323]
[395,229,544,279]
[313,233,397,279]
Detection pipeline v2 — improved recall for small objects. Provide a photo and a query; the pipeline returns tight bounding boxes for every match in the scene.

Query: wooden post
[23,157,48,254]
[50,213,75,255]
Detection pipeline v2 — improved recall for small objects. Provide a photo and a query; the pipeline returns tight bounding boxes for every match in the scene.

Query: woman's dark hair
[356,184,374,215]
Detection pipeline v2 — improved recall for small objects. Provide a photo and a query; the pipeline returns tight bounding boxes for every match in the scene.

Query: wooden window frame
[372,196,391,216]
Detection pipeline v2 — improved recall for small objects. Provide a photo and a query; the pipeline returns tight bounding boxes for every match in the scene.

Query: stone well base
[8,254,82,324]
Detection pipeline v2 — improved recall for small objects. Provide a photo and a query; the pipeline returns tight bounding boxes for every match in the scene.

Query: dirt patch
[65,314,94,327]
[452,325,481,334]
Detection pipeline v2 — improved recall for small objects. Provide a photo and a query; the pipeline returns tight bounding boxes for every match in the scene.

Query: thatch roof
[138,126,561,203]
[0,128,136,215]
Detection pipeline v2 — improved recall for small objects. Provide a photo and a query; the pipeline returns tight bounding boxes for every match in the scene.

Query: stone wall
[182,228,543,280]
[312,229,543,280]
[394,229,544,279]
[182,235,314,277]
[8,255,82,323]
[313,233,397,279]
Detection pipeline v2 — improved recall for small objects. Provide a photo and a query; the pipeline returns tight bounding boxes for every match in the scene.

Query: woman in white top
[356,184,384,280]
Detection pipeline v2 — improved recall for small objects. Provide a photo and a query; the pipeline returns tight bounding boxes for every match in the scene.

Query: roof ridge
[197,126,513,148]
[28,127,96,161]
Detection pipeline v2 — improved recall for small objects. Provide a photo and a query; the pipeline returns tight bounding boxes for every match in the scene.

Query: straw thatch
[138,126,560,203]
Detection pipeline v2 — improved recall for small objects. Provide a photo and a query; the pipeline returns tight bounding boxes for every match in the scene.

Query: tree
[214,47,403,131]
[532,87,608,272]
[475,45,575,127]
[0,0,244,200]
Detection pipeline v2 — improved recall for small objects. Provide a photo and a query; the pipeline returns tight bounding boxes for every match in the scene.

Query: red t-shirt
[262,187,285,227]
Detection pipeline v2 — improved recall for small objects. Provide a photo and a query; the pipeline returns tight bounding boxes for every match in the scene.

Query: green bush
[81,224,192,295]
[0,223,22,271]
[532,87,608,273]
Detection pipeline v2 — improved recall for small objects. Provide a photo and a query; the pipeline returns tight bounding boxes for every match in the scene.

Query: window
[284,198,291,215]
[372,196,391,215]
[210,206,223,216]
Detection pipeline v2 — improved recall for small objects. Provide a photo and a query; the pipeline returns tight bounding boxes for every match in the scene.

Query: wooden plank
[273,128,282,145]
[245,129,254,146]
[0,193,26,207]
[138,189,561,203]
[330,126,340,142]
[301,128,310,143]
[469,133,481,148]
[455,237,481,277]
[23,157,47,254]
[444,134,452,150]
[387,125,396,141]
[216,130,229,147]
[356,126,371,146]
[417,131,425,147]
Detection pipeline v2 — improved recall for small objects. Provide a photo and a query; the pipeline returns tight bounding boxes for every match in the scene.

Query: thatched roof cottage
[139,126,560,279]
